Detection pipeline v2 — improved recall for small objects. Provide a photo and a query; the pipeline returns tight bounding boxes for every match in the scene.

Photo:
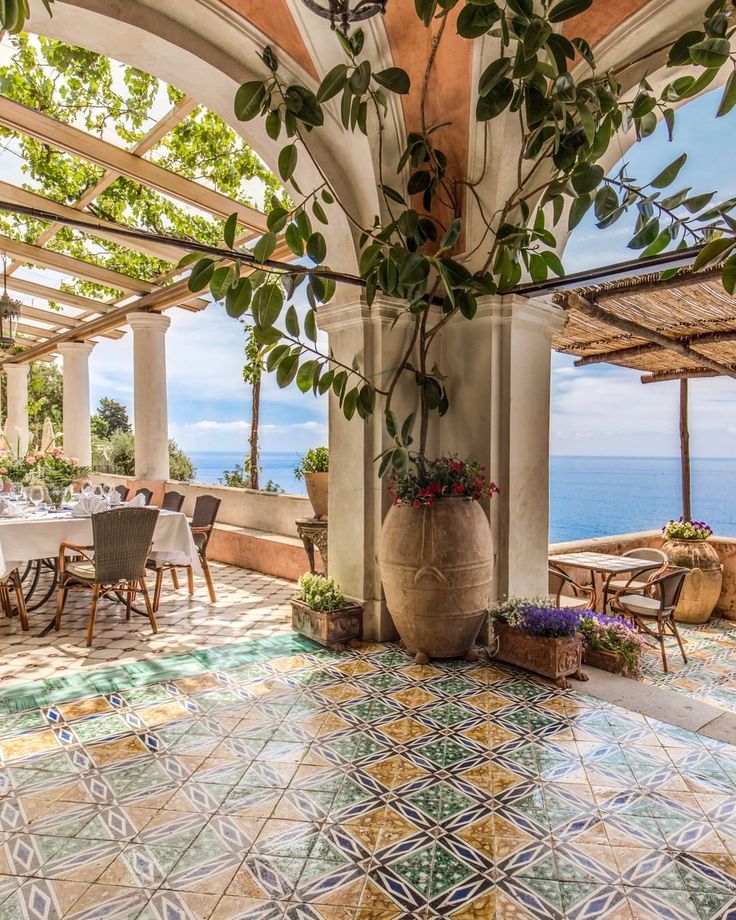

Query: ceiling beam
[6,276,117,314]
[15,303,124,339]
[0,95,267,233]
[564,292,736,382]
[0,233,154,294]
[574,330,736,367]
[641,369,724,384]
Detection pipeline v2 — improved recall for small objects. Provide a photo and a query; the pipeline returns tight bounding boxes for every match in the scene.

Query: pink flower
[0,467,7,475]
[69,457,80,465]
[26,455,35,465]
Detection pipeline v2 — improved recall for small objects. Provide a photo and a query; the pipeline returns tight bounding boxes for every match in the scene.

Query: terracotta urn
[304,471,328,520]
[662,538,722,624]
[378,497,493,662]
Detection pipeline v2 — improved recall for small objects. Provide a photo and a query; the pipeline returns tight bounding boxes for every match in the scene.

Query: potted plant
[378,456,499,663]
[39,449,90,510]
[294,447,329,520]
[580,613,645,678]
[291,572,362,650]
[489,598,587,689]
[661,518,722,624]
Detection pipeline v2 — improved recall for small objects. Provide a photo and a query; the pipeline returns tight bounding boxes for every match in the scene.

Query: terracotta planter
[291,597,362,649]
[304,471,328,520]
[491,621,586,689]
[378,497,493,662]
[583,646,639,679]
[662,538,722,624]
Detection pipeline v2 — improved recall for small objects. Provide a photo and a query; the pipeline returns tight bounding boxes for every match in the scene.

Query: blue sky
[85,87,736,459]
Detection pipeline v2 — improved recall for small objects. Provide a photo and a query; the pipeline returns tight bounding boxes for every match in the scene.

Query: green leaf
[568,194,593,231]
[628,218,660,250]
[594,185,619,220]
[276,353,299,388]
[306,232,327,263]
[571,163,604,195]
[723,254,736,295]
[225,278,252,317]
[265,110,281,140]
[650,153,687,189]
[343,387,359,420]
[176,251,204,270]
[548,0,592,21]
[209,265,234,301]
[304,308,318,342]
[373,67,410,94]
[689,37,731,68]
[399,252,429,287]
[693,236,735,271]
[296,360,317,393]
[385,410,398,439]
[542,251,565,277]
[717,69,736,117]
[456,2,501,38]
[267,206,289,234]
[278,144,298,182]
[668,30,705,67]
[254,284,283,327]
[266,344,289,371]
[349,60,371,95]
[440,218,462,251]
[358,384,375,415]
[285,223,304,257]
[234,81,266,121]
[223,212,238,249]
[476,78,514,120]
[188,258,215,292]
[253,232,276,263]
[285,305,300,337]
[478,58,511,97]
[317,64,348,103]
[682,191,716,213]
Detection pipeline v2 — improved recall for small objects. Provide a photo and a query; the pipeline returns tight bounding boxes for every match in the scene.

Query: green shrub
[297,572,344,611]
[93,431,196,483]
[294,446,328,479]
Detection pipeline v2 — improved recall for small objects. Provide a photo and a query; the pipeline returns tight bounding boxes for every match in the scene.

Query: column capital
[4,363,29,379]
[127,311,171,333]
[475,293,567,334]
[58,341,96,359]
[317,297,411,334]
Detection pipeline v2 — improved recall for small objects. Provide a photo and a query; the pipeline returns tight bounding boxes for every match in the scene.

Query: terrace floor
[3,570,736,918]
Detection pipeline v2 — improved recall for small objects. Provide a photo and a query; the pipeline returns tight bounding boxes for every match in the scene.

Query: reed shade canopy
[300,0,388,34]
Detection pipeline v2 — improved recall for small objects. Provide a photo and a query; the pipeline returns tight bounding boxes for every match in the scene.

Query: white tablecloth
[0,508,200,578]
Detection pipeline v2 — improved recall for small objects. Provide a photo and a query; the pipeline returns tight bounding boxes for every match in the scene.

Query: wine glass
[28,485,44,510]
[10,481,22,502]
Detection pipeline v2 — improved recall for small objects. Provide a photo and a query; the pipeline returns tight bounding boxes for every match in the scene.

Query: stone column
[127,312,170,481]
[4,363,29,456]
[58,342,95,466]
[439,294,566,601]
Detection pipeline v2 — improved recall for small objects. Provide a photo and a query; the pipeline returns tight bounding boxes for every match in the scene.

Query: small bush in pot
[295,448,329,519]
[661,517,722,625]
[580,613,645,678]
[662,518,713,541]
[291,573,362,650]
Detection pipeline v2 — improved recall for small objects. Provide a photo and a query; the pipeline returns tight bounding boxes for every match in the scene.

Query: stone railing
[550,530,736,618]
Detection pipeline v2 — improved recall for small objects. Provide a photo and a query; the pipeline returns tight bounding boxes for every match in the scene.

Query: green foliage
[294,446,329,479]
[0,361,62,448]
[219,460,282,492]
[168,440,196,482]
[92,428,196,482]
[90,397,130,440]
[297,572,345,612]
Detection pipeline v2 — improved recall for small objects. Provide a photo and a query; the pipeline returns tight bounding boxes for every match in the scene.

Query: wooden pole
[680,378,692,522]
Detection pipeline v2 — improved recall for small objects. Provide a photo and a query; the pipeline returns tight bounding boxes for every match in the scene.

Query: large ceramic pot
[378,497,493,662]
[304,471,328,520]
[662,538,723,624]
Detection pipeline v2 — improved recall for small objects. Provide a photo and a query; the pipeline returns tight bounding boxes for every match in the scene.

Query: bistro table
[0,506,200,633]
[548,551,661,611]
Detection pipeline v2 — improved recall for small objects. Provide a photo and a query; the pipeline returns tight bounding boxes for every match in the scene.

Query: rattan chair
[1,568,28,631]
[602,548,668,611]
[609,567,689,673]
[549,565,596,610]
[135,487,153,505]
[152,494,221,610]
[162,491,185,512]
[55,506,160,646]
[115,484,129,501]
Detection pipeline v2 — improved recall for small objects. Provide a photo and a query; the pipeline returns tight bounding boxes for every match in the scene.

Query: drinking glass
[28,485,44,509]
[10,482,22,502]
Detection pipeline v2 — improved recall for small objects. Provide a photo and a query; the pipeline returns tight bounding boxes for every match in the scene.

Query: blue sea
[188,451,736,543]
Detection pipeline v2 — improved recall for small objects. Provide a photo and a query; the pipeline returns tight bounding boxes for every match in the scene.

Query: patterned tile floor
[640,617,736,714]
[0,563,293,685]
[4,637,736,919]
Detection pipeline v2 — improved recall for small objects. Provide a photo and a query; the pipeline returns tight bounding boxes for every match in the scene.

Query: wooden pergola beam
[574,330,736,367]
[0,233,154,294]
[640,368,724,384]
[6,277,117,314]
[0,94,267,232]
[565,292,736,382]
[15,303,124,339]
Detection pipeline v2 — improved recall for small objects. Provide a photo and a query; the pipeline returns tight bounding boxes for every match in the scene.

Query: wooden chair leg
[670,617,688,664]
[186,566,194,595]
[153,569,163,612]
[86,585,101,647]
[139,578,158,635]
[55,584,68,632]
[11,571,28,631]
[171,569,179,590]
[201,555,216,604]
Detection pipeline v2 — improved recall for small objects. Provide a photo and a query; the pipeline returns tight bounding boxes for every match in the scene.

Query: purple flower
[517,605,582,638]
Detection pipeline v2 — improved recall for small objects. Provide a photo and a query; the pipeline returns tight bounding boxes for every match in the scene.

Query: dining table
[548,551,662,611]
[0,503,200,634]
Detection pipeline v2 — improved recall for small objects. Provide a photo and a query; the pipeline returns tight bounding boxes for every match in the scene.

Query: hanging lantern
[300,0,387,34]
[0,253,20,350]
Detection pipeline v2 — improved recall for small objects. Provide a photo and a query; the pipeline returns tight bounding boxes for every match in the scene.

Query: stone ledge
[208,523,322,582]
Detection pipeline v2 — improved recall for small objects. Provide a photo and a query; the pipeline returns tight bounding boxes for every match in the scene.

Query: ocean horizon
[187,450,736,543]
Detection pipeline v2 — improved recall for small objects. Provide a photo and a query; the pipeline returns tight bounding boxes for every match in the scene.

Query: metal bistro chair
[1,568,28,631]
[135,487,153,505]
[602,547,668,611]
[549,564,596,610]
[115,484,129,501]
[162,491,185,513]
[609,567,689,673]
[55,506,160,646]
[151,494,221,611]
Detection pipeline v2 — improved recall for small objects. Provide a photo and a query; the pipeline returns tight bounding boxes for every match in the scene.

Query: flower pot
[662,538,722,624]
[583,647,639,678]
[378,497,493,662]
[304,471,328,520]
[291,597,362,649]
[491,621,585,689]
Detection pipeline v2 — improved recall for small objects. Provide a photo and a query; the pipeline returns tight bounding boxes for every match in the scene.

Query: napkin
[71,494,107,517]
[128,493,146,507]
[0,498,22,518]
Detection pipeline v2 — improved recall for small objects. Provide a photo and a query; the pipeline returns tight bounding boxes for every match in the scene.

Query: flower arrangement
[662,518,713,541]
[294,447,329,479]
[490,597,582,638]
[297,572,345,612]
[579,613,645,676]
[389,456,500,508]
[490,595,556,628]
[0,451,37,485]
[38,449,90,488]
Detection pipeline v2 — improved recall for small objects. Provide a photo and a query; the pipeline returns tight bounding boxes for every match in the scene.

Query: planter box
[491,621,586,689]
[291,597,362,650]
[583,647,639,679]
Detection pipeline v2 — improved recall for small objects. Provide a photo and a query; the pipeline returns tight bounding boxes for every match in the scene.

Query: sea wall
[550,530,736,618]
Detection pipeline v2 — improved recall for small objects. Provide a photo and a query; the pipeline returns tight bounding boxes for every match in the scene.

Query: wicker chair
[162,491,185,512]
[602,548,668,611]
[55,506,160,646]
[609,567,689,673]
[152,494,221,610]
[549,565,596,610]
[115,484,129,501]
[135,487,153,505]
[1,568,28,631]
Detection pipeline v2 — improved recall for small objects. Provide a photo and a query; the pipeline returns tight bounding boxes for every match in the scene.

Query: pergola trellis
[550,263,736,521]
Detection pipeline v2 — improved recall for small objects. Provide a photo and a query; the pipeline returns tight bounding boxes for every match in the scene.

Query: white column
[127,312,170,481]
[58,342,95,466]
[4,363,29,457]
